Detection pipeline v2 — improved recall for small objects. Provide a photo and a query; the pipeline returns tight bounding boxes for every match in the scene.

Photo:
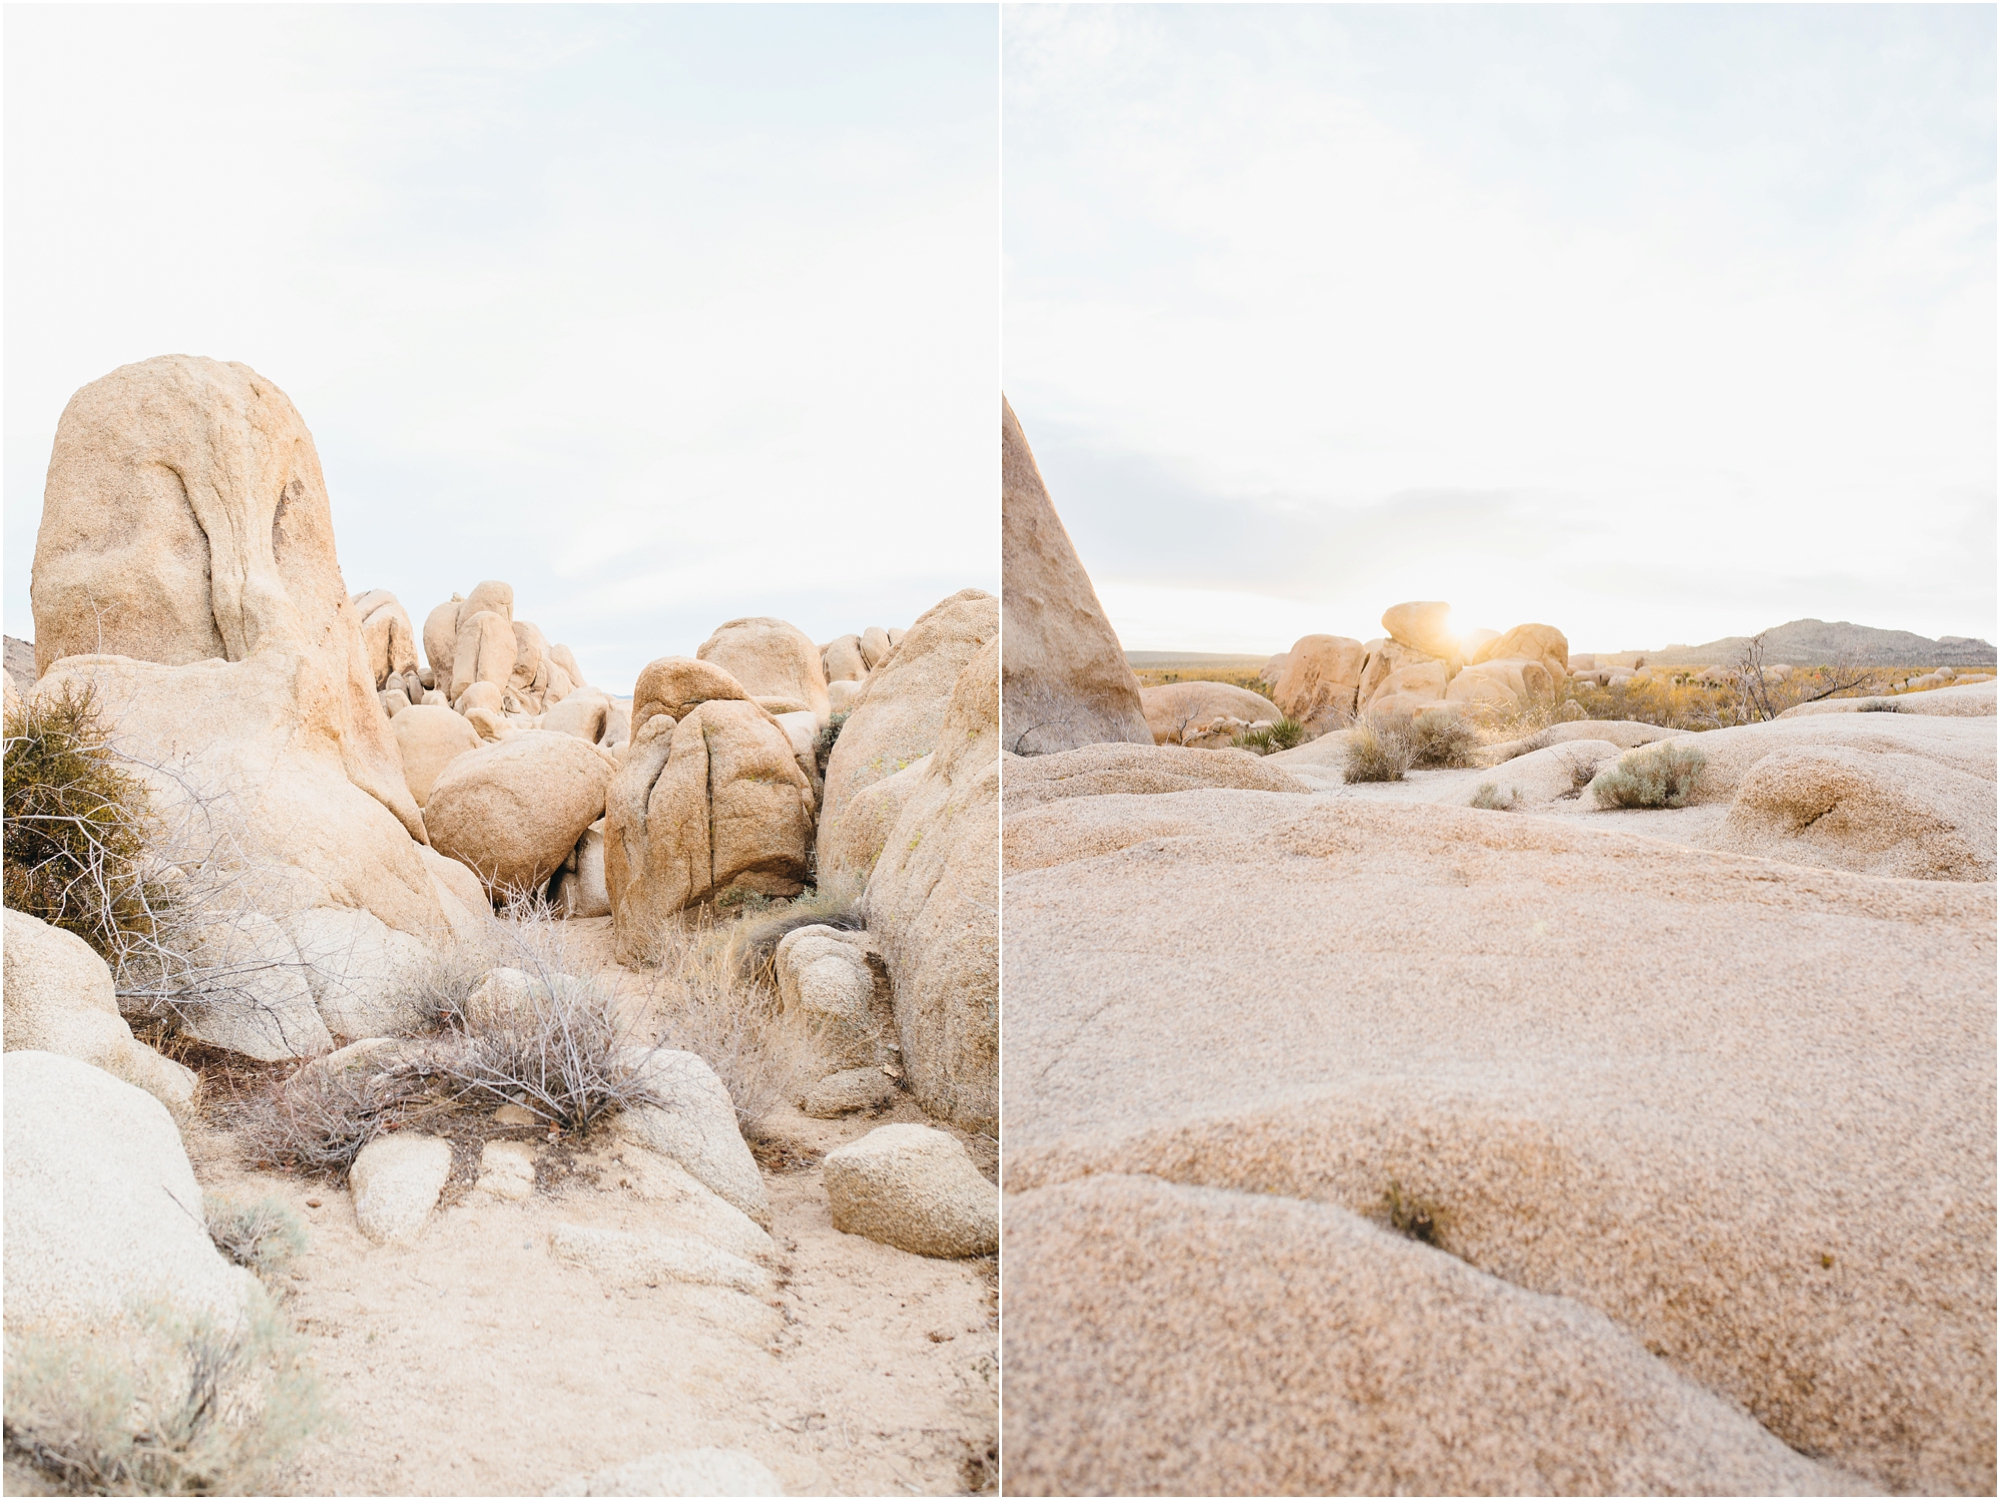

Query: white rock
[4,1051,255,1337]
[284,905,432,1038]
[544,1448,783,1497]
[1,909,196,1114]
[548,1222,772,1297]
[475,1140,537,1201]
[350,1133,453,1243]
[178,912,334,1061]
[616,1049,769,1226]
[822,1123,997,1258]
[774,925,887,1073]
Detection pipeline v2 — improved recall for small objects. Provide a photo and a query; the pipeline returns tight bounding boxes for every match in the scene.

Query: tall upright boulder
[865,638,999,1132]
[819,588,998,882]
[606,660,815,962]
[31,355,424,843]
[1000,399,1152,756]
[1273,635,1367,733]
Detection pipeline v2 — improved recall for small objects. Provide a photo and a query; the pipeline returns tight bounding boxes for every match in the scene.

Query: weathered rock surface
[1002,741,1310,817]
[1781,679,1997,718]
[548,1222,773,1298]
[1005,1174,1870,1497]
[865,640,999,1132]
[775,925,892,1075]
[178,911,334,1060]
[474,1140,537,1200]
[817,754,929,884]
[555,820,612,919]
[391,702,482,808]
[819,588,998,880]
[822,633,869,682]
[1000,398,1151,755]
[354,589,421,696]
[605,697,812,959]
[4,1050,254,1336]
[350,1133,452,1244]
[1472,621,1569,681]
[616,1048,769,1226]
[697,616,829,720]
[801,1066,899,1119]
[426,731,615,899]
[32,649,450,944]
[823,1124,998,1259]
[285,905,433,1037]
[31,355,425,842]
[1138,681,1278,746]
[1002,788,1994,1494]
[631,656,751,724]
[544,1448,783,1497]
[1272,635,1366,732]
[2,910,196,1113]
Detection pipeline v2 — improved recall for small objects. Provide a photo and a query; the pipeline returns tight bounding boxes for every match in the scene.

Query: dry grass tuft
[1468,782,1516,811]
[1343,721,1413,784]
[3,1298,325,1497]
[1405,709,1479,769]
[1591,742,1708,809]
[203,1197,308,1287]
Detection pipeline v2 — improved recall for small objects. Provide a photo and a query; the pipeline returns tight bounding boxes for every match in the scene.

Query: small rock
[350,1133,452,1244]
[822,1123,998,1258]
[799,1066,897,1119]
[493,1102,538,1128]
[617,1048,769,1226]
[475,1140,537,1200]
[544,1447,782,1497]
[547,1222,773,1298]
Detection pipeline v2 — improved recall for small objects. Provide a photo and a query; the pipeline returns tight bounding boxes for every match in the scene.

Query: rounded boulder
[426,730,615,898]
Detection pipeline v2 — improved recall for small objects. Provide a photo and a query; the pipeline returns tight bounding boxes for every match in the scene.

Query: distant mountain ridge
[1635,619,1996,669]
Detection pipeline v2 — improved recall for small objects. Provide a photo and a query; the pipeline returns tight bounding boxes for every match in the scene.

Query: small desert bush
[1468,782,1516,811]
[650,920,802,1138]
[3,1299,325,1496]
[719,877,865,986]
[1343,721,1413,784]
[237,1053,434,1177]
[1591,743,1708,810]
[1406,709,1478,769]
[2,683,171,962]
[204,1197,308,1287]
[1233,717,1306,755]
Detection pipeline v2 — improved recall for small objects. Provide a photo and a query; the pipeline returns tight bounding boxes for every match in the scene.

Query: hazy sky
[1004,4,1995,655]
[6,5,998,692]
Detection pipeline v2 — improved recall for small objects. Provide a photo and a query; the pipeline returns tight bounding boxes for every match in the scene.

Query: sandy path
[193,1022,996,1496]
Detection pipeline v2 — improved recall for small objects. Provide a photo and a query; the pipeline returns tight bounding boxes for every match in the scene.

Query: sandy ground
[188,925,997,1498]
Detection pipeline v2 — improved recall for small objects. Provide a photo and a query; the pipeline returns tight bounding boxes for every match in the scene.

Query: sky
[1003,4,1996,655]
[6,4,998,693]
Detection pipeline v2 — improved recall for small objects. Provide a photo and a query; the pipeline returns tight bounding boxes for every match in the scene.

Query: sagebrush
[1344,721,1412,784]
[1591,743,1708,809]
[4,1299,325,1497]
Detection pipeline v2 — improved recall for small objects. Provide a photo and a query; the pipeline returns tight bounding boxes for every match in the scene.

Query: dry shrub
[1343,720,1413,784]
[647,914,802,1139]
[3,1298,325,1496]
[1591,743,1707,809]
[203,1198,307,1287]
[813,712,850,780]
[235,1053,434,1177]
[1406,709,1478,769]
[720,877,864,987]
[1468,782,1516,811]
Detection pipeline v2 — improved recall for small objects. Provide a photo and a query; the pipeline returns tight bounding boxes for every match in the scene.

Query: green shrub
[1406,709,1478,769]
[3,1298,326,1496]
[1233,717,1306,756]
[2,683,171,963]
[813,711,849,780]
[1344,721,1412,784]
[1590,743,1707,809]
[1468,782,1515,811]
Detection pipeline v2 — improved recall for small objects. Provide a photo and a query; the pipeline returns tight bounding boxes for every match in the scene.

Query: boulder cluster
[1264,604,1570,735]
[11,354,1000,1137]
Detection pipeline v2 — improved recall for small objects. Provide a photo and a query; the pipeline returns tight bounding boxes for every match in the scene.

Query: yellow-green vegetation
[1590,743,1708,809]
[3,1299,326,1496]
[204,1197,308,1287]
[1233,717,1306,755]
[2,683,170,963]
[1131,664,1275,700]
[1469,782,1516,811]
